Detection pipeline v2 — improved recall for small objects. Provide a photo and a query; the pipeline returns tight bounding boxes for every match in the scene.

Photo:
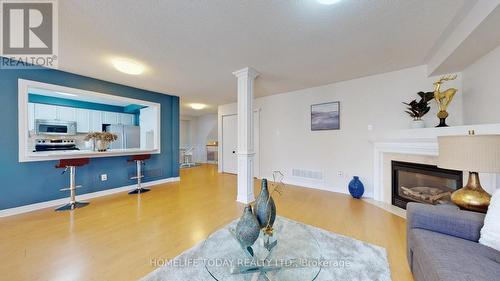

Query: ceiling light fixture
[190,103,207,110]
[317,0,342,5]
[56,92,78,97]
[111,57,145,75]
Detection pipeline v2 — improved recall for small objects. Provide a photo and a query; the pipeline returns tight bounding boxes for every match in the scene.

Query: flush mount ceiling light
[111,57,145,75]
[190,103,207,110]
[317,0,342,5]
[56,91,78,97]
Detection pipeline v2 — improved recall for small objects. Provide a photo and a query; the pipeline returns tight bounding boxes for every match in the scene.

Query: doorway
[221,111,260,176]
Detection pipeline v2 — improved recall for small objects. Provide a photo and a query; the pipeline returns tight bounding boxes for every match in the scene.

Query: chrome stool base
[129,158,150,195]
[128,188,150,194]
[55,163,90,212]
[55,201,89,211]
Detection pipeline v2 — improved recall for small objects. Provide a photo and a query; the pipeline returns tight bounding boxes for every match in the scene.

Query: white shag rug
[142,217,391,281]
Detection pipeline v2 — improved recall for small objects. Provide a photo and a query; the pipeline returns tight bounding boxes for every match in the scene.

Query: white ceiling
[58,0,472,116]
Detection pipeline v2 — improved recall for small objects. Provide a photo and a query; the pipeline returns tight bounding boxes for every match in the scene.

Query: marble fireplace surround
[372,123,500,214]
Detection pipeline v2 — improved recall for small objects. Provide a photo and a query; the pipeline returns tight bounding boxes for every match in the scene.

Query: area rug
[141,216,391,281]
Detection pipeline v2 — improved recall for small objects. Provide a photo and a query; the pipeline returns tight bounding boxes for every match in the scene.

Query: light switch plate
[100,174,107,181]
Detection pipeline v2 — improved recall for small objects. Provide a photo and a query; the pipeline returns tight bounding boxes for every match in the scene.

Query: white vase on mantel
[410,119,425,129]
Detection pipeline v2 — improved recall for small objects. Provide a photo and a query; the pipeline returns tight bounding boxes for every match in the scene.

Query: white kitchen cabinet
[102,111,118,125]
[34,103,57,120]
[90,110,103,132]
[56,106,77,122]
[28,103,35,131]
[119,113,135,125]
[76,109,90,133]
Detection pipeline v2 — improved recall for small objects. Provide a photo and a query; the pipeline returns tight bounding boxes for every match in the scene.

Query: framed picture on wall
[311,101,340,131]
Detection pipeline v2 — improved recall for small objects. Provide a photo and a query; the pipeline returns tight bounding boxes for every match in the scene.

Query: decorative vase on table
[235,205,261,256]
[254,178,276,230]
[348,176,364,199]
[96,140,109,152]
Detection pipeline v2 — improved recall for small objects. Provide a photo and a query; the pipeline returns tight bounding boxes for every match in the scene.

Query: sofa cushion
[410,228,500,281]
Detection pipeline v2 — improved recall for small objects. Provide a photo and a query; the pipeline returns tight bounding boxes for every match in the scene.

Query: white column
[233,67,259,204]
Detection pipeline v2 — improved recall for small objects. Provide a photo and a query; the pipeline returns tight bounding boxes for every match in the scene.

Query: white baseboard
[256,176,374,199]
[0,177,180,218]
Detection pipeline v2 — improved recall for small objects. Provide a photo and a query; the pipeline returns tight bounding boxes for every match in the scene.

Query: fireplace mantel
[372,123,500,203]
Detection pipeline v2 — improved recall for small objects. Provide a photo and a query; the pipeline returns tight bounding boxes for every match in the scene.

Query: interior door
[222,115,238,174]
[222,112,259,175]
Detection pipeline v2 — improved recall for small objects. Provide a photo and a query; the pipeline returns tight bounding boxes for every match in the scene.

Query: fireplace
[392,161,462,209]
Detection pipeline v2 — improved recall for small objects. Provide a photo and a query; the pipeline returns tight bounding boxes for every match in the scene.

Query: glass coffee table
[201,218,322,281]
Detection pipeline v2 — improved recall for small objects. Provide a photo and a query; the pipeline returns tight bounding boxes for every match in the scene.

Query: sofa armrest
[406,202,485,242]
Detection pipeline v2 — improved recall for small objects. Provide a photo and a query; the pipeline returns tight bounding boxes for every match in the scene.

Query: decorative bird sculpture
[433,74,458,127]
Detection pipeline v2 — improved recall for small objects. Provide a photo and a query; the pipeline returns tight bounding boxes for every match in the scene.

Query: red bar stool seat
[55,158,90,211]
[128,154,151,194]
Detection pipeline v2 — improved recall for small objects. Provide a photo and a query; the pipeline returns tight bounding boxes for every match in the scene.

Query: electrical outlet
[337,171,344,177]
[100,174,108,181]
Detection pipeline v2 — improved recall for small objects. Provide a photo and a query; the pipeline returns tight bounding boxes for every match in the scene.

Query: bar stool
[128,154,151,194]
[55,158,90,211]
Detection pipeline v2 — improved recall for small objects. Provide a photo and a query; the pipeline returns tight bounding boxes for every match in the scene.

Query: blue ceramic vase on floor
[348,176,364,199]
[254,178,276,229]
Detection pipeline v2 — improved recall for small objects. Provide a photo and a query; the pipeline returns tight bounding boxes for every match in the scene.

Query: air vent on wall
[292,169,323,180]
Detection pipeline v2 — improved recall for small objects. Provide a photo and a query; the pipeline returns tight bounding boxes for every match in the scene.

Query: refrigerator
[105,125,140,150]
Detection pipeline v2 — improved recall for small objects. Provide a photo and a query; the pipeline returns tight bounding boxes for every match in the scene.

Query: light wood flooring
[0,164,412,281]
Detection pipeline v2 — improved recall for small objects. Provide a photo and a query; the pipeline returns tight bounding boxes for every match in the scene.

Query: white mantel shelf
[372,123,500,143]
[372,123,500,203]
[22,148,160,162]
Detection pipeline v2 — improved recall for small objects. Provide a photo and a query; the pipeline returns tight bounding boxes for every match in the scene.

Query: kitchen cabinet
[76,109,90,133]
[56,106,77,122]
[34,103,57,120]
[90,110,103,132]
[102,112,118,125]
[30,103,133,133]
[119,113,135,125]
[28,103,35,131]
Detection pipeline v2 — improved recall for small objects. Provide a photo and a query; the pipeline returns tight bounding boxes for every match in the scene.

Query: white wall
[180,114,218,163]
[462,44,500,125]
[218,65,463,197]
[193,114,218,163]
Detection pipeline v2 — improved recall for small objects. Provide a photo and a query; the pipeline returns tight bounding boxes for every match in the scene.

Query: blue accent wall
[0,67,179,210]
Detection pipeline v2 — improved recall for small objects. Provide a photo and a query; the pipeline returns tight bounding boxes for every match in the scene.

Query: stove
[34,139,80,152]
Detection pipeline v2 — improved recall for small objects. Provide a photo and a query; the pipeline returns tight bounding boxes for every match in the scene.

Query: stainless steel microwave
[35,119,77,135]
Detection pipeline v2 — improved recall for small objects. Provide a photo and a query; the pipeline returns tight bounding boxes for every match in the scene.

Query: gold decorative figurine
[433,74,458,127]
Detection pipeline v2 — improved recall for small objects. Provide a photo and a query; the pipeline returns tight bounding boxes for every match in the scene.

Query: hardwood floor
[0,164,412,281]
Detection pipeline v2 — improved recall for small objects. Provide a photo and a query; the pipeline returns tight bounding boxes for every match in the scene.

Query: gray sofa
[406,202,500,281]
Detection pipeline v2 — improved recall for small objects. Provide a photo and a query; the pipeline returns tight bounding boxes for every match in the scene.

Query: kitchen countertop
[24,148,159,162]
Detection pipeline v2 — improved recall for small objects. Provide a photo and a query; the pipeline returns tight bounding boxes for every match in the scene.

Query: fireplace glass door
[392,161,462,209]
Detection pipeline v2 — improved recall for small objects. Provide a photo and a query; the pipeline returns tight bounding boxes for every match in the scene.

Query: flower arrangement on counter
[84,132,118,152]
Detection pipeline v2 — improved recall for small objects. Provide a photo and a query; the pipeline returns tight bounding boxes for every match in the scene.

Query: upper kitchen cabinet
[76,109,90,133]
[56,105,77,122]
[102,111,118,125]
[89,110,103,132]
[34,103,57,120]
[28,103,35,131]
[119,113,135,125]
[33,104,78,122]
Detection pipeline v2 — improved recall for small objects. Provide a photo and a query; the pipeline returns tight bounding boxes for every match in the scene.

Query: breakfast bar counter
[24,148,159,162]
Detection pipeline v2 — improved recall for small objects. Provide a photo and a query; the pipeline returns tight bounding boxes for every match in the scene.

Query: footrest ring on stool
[55,201,89,211]
[128,188,150,194]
